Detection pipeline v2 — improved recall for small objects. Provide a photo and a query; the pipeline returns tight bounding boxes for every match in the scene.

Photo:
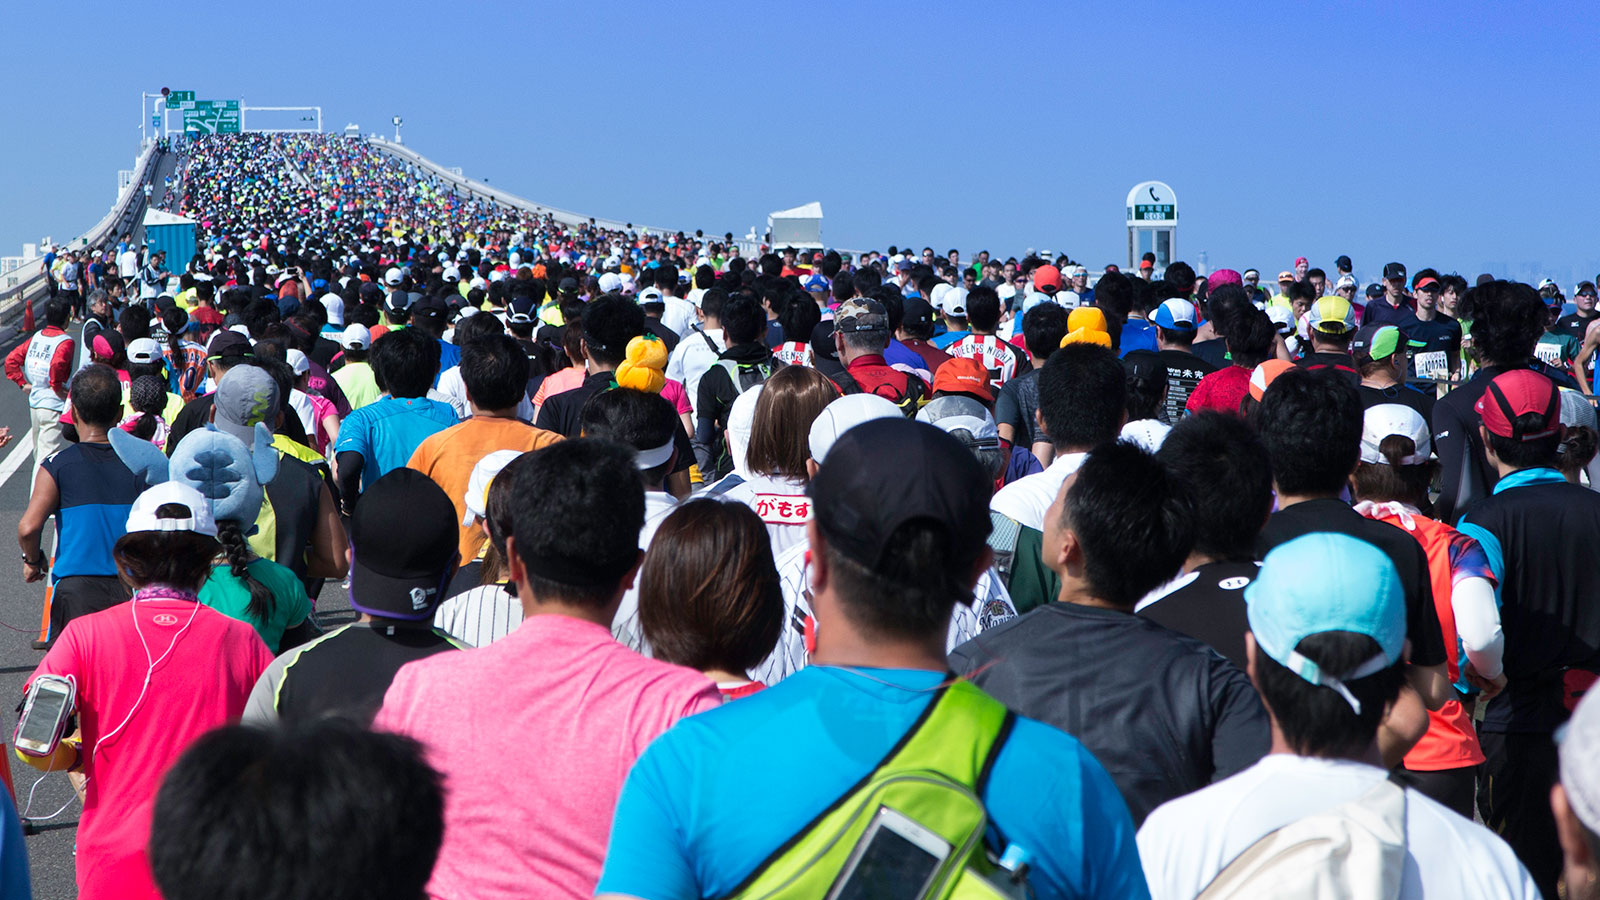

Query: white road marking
[0,428,37,490]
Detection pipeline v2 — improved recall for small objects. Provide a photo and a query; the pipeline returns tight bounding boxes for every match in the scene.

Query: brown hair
[744,366,839,479]
[638,500,783,675]
[1351,434,1437,510]
[113,506,223,593]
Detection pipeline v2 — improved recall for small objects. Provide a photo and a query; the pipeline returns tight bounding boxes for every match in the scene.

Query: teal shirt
[200,557,313,650]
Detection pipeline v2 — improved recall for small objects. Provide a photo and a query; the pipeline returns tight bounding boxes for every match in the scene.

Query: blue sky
[3,0,1597,283]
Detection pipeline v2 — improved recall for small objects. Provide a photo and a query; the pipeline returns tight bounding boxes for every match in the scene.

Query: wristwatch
[21,553,43,567]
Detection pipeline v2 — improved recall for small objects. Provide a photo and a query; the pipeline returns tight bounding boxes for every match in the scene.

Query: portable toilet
[767,202,823,250]
[143,209,197,269]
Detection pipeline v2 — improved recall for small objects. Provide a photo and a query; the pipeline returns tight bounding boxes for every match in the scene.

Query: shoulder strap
[718,680,1013,900]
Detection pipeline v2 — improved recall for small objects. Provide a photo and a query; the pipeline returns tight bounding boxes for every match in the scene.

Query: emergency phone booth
[1126,181,1177,274]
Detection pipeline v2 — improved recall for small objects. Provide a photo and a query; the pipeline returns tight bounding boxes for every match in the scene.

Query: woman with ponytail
[1351,403,1505,818]
[170,424,316,652]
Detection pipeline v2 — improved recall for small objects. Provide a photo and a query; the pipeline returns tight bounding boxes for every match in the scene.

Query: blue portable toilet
[143,209,197,272]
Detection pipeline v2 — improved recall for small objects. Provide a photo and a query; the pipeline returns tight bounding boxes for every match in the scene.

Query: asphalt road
[0,321,351,899]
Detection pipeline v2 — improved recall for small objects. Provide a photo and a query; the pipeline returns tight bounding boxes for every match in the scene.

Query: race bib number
[752,494,809,525]
[1413,350,1448,379]
[1534,342,1563,366]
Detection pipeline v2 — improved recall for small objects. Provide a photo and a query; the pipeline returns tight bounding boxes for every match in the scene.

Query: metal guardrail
[364,136,678,238]
[3,143,163,331]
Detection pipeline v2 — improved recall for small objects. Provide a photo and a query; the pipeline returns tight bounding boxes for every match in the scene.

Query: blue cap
[1245,533,1406,714]
[1151,298,1197,331]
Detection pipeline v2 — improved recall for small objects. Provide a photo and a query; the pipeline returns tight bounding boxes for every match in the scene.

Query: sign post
[1125,181,1178,275]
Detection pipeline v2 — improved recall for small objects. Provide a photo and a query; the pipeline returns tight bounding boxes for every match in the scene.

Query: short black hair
[1205,284,1252,334]
[1158,413,1273,560]
[460,334,530,411]
[1037,343,1126,451]
[721,293,765,345]
[1461,280,1544,367]
[1486,413,1563,470]
[69,364,123,427]
[779,294,820,343]
[1224,307,1278,368]
[1022,303,1071,360]
[44,297,70,328]
[149,720,444,900]
[699,287,728,322]
[510,439,644,607]
[965,286,1001,333]
[1257,368,1362,496]
[581,294,646,367]
[579,388,679,485]
[1287,280,1317,303]
[369,326,441,399]
[1254,631,1406,757]
[1163,261,1196,295]
[1063,441,1195,608]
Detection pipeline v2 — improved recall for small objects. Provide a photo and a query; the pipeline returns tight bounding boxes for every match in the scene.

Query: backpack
[716,358,778,396]
[1196,779,1407,900]
[721,681,1023,900]
[834,365,928,417]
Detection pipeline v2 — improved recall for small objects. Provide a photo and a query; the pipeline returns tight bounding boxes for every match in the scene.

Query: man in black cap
[597,418,1149,900]
[165,330,255,451]
[411,293,461,381]
[1364,262,1418,328]
[242,468,463,726]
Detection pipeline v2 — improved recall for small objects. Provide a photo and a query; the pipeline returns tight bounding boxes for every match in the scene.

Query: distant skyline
[3,0,1598,287]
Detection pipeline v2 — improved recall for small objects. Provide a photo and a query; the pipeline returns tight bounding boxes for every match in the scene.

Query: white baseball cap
[1360,404,1432,466]
[462,449,522,527]
[598,272,623,293]
[286,349,311,376]
[808,394,903,463]
[127,337,163,365]
[939,287,969,318]
[341,324,372,350]
[126,482,218,538]
[384,267,403,286]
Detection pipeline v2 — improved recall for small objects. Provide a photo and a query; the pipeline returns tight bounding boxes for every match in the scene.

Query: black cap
[1365,283,1385,299]
[1383,262,1406,280]
[1121,349,1167,383]
[558,277,579,293]
[809,419,991,570]
[507,294,538,324]
[206,330,253,360]
[902,296,935,328]
[1335,255,1352,271]
[413,293,448,321]
[349,469,460,620]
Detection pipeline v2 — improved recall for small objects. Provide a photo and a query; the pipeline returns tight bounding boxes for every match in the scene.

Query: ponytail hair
[1351,434,1438,510]
[216,519,275,624]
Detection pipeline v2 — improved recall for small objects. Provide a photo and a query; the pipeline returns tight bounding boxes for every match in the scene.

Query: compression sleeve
[1451,576,1504,679]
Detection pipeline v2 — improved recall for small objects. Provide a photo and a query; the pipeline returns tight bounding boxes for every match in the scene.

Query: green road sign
[183,100,241,134]
[167,90,194,103]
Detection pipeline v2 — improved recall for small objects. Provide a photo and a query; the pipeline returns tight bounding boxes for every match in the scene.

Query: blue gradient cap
[1245,532,1406,714]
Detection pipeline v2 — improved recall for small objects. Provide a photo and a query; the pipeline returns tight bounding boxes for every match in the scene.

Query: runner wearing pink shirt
[375,439,720,900]
[19,483,274,900]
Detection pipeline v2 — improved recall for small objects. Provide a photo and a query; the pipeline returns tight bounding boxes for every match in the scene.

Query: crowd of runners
[3,133,1599,900]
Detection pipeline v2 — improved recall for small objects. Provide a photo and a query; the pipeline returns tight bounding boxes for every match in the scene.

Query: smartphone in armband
[828,806,952,900]
[15,675,75,758]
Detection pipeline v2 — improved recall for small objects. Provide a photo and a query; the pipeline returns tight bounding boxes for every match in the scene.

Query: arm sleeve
[1431,399,1469,524]
[49,339,74,390]
[335,451,365,513]
[594,742,700,900]
[4,343,26,389]
[1451,576,1504,679]
[1208,661,1271,782]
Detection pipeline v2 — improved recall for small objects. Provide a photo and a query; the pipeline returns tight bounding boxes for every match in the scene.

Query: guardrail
[364,136,678,239]
[2,143,163,331]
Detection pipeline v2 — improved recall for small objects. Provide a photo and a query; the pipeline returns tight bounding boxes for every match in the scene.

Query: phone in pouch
[828,806,952,900]
[14,675,74,757]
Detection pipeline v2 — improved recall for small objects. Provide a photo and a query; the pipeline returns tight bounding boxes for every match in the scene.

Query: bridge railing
[2,142,163,331]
